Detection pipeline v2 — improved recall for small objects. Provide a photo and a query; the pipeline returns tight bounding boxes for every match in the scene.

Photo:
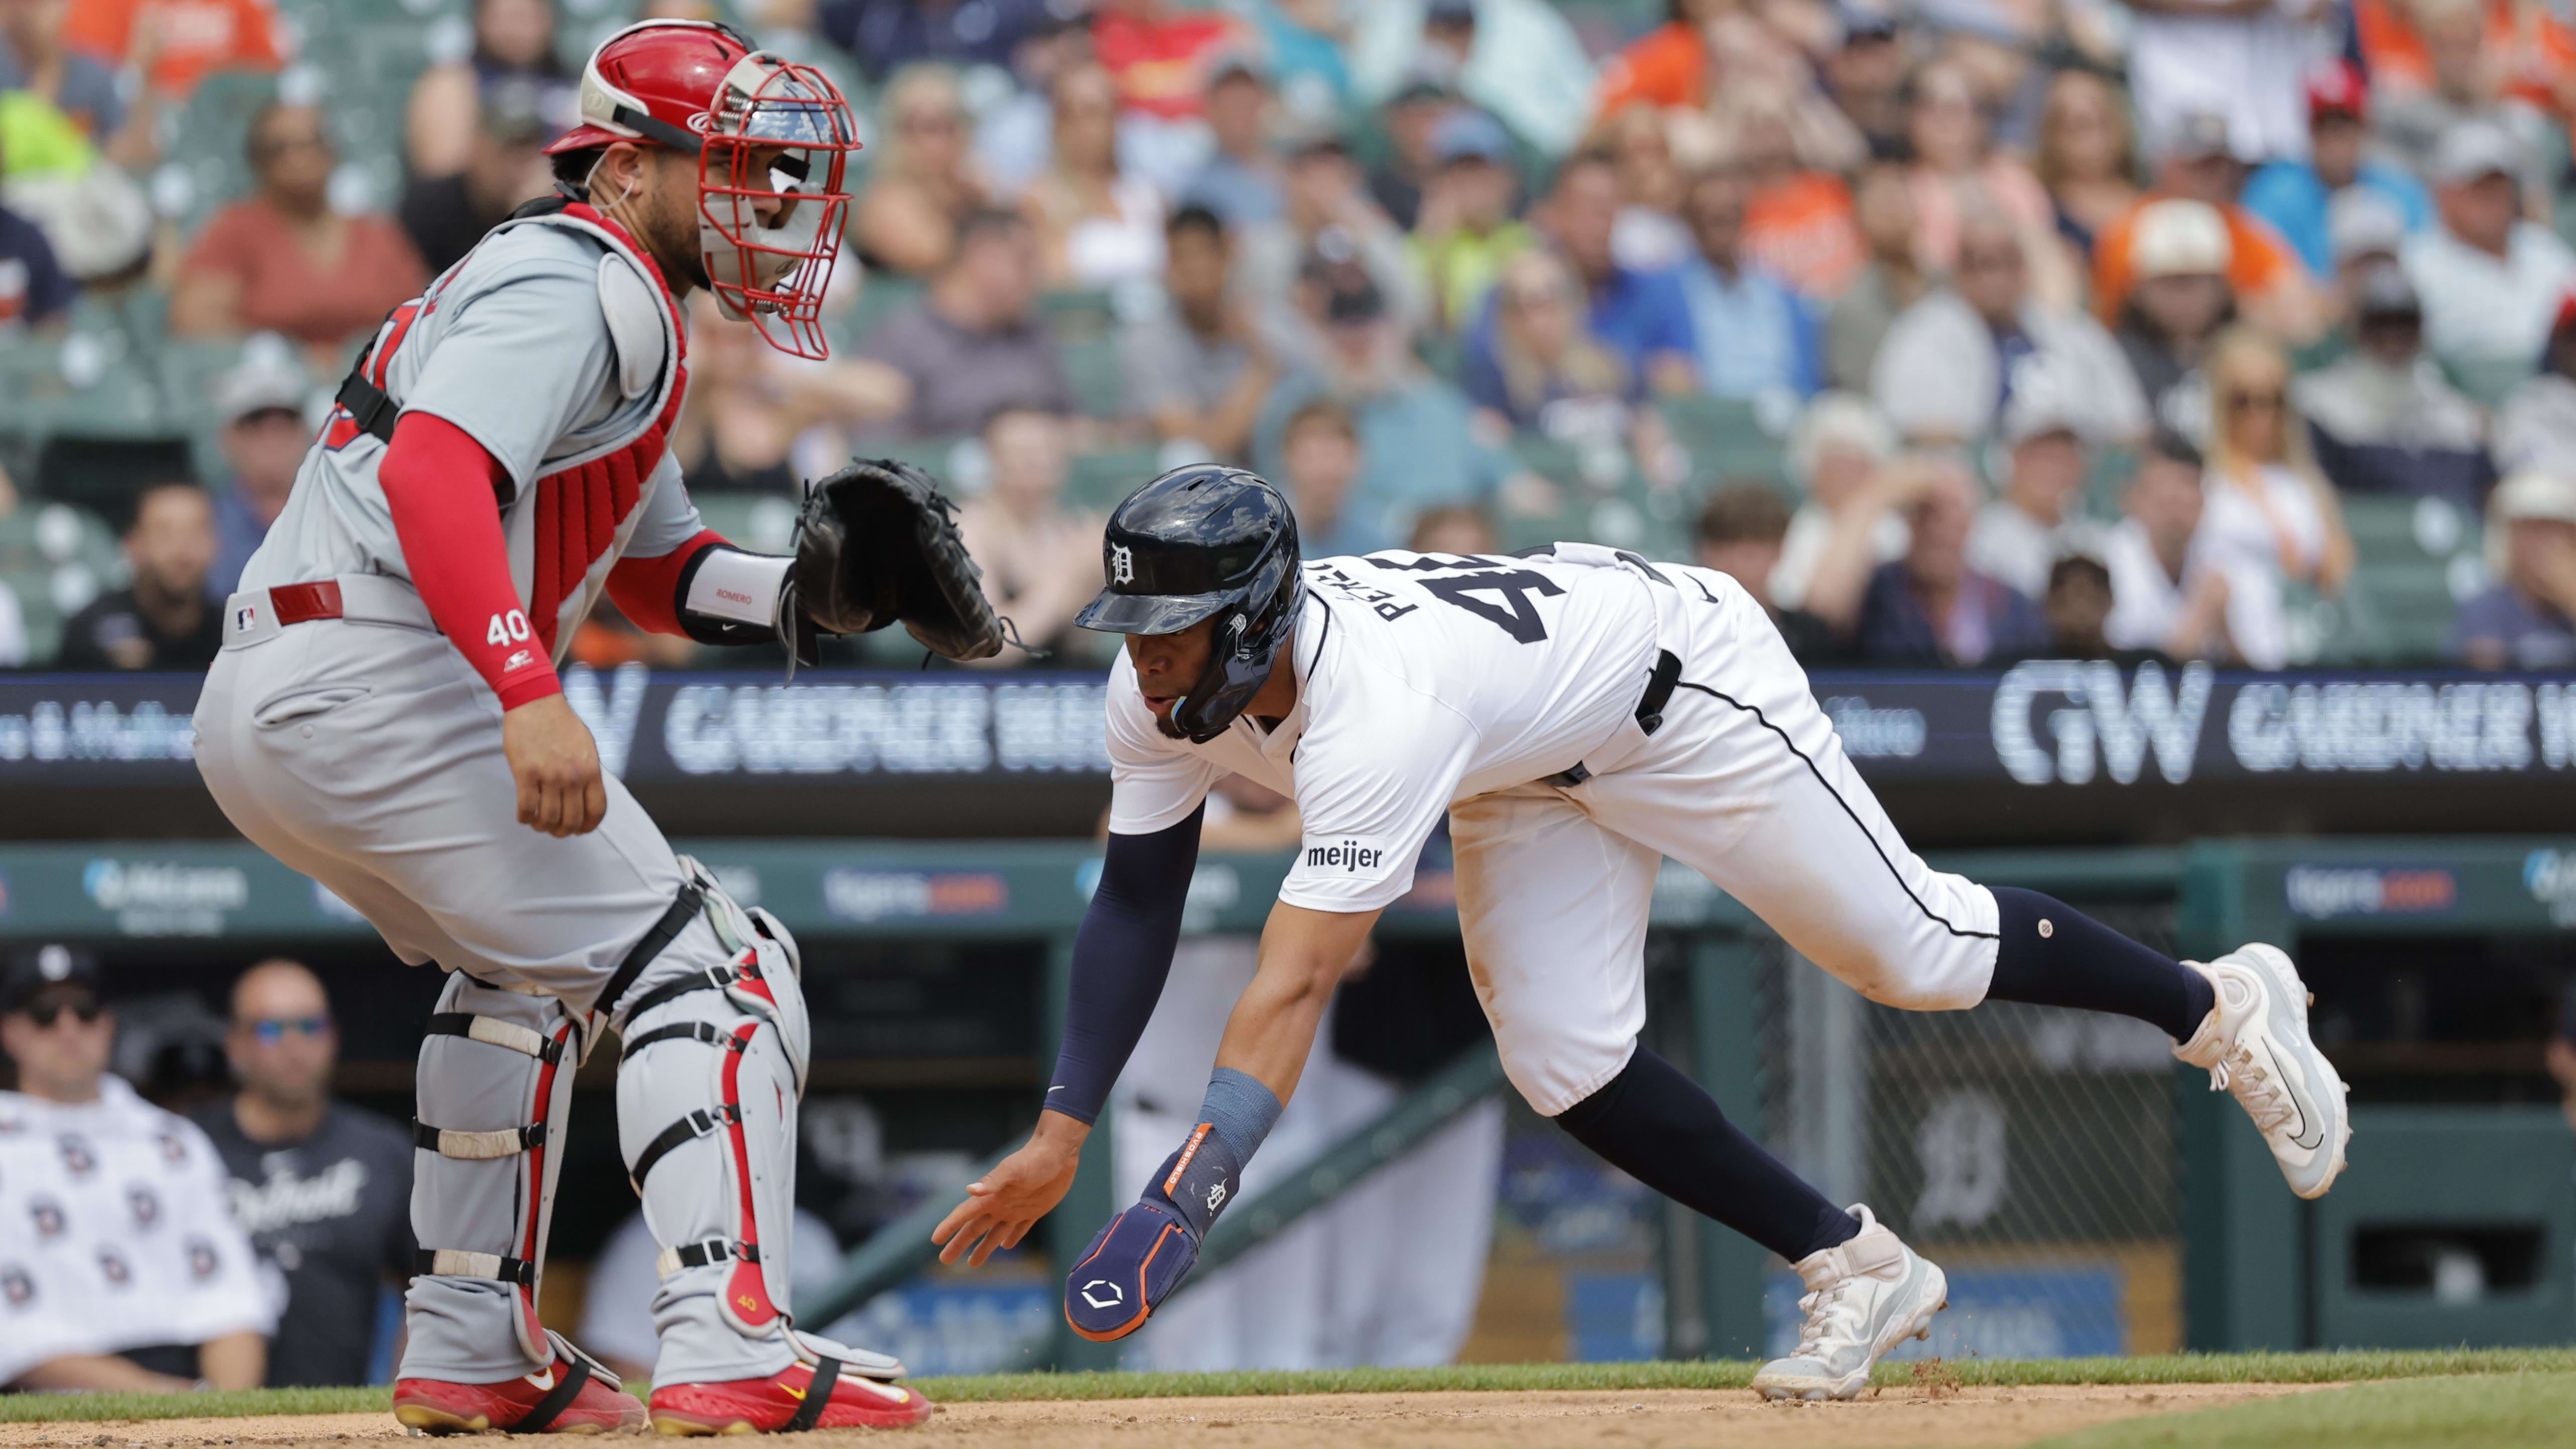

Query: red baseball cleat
[393,1336,648,1435]
[649,1355,933,1434]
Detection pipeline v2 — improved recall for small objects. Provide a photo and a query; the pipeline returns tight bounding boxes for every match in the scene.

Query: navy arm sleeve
[1042,803,1205,1124]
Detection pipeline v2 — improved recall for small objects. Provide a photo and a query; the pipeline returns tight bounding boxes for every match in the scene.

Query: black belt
[1542,649,1681,790]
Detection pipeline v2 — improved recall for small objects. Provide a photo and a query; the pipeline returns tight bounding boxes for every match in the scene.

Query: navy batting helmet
[1075,465,1302,743]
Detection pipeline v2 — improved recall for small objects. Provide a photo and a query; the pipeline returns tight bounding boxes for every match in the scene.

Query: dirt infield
[0,1382,2328,1449]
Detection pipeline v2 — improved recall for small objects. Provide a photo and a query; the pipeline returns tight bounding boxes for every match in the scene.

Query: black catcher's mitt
[794,458,1006,663]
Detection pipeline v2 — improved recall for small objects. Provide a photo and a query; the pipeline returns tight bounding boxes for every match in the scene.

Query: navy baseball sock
[1984,888,2217,1041]
[1555,1047,1860,1263]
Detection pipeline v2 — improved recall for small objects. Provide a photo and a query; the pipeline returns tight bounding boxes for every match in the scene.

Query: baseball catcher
[193,19,995,1433]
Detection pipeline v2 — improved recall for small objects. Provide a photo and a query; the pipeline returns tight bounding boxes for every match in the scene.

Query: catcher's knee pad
[614,860,811,1341]
[411,972,589,1366]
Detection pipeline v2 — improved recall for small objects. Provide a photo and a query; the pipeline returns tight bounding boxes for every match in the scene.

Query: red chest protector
[330,199,691,659]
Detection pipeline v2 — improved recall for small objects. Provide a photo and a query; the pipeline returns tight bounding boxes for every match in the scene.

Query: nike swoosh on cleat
[780,1385,806,1402]
[1047,1085,1065,1093]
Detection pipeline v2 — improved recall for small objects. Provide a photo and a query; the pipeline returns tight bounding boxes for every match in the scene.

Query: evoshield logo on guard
[1302,838,1389,875]
[1110,544,1136,585]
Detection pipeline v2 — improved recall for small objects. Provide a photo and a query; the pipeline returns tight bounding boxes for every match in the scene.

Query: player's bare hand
[503,694,607,837]
[933,1112,1086,1267]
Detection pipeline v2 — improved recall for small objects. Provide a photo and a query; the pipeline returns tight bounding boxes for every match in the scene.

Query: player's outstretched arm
[1213,901,1383,1104]
[932,805,1206,1267]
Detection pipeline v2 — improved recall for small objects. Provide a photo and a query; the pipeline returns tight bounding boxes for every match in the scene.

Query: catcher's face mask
[694,53,858,359]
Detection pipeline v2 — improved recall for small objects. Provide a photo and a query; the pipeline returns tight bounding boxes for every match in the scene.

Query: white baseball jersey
[1105,547,1662,913]
[241,209,707,666]
[0,1077,274,1383]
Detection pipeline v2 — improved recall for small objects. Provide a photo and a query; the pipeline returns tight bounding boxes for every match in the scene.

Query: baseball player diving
[192,19,1001,1434]
[934,465,2350,1400]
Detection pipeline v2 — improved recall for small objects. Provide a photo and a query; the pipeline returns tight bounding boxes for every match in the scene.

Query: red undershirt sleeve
[606,530,724,638]
[378,412,562,711]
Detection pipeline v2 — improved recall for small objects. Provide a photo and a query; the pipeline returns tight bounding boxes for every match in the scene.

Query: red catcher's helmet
[547,19,860,358]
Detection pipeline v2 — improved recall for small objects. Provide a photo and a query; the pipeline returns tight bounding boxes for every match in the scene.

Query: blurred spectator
[1255,267,1511,536]
[193,961,411,1388]
[1824,161,1927,393]
[2328,187,2412,293]
[850,64,990,278]
[1183,58,1285,228]
[1243,0,1354,120]
[813,0,1054,79]
[61,0,278,101]
[2034,69,2142,264]
[2296,264,2493,507]
[2092,112,2321,342]
[678,293,905,494]
[397,87,551,279]
[1407,502,1498,555]
[1903,57,2077,311]
[1693,481,1838,661]
[1090,0,1246,120]
[0,948,270,1391]
[2358,0,2576,115]
[1820,13,1907,161]
[2496,293,2576,473]
[1463,247,1643,430]
[1,0,157,166]
[2113,199,2239,424]
[1592,0,1727,116]
[2119,0,2316,165]
[57,481,220,670]
[2200,325,2355,609]
[2104,430,2246,662]
[2240,61,2434,279]
[1811,457,2048,666]
[406,0,575,180]
[171,102,429,373]
[2403,120,2576,387]
[1872,211,2146,447]
[1125,204,1275,461]
[1771,392,1902,610]
[1243,135,1425,360]
[2553,982,2576,1133]
[1279,398,1396,557]
[1367,76,1453,231]
[1350,0,1597,159]
[2372,0,2563,208]
[207,351,308,598]
[1677,164,1817,400]
[2003,555,2168,665]
[1596,106,1689,271]
[0,189,71,331]
[1408,106,1532,333]
[1522,150,1694,395]
[956,407,1102,659]
[1733,96,1867,299]
[1023,61,1166,290]
[972,13,1089,198]
[1968,379,2104,599]
[2451,468,2576,668]
[859,209,1074,438]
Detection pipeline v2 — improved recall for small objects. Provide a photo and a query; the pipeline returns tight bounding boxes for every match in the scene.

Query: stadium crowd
[1,0,2574,673]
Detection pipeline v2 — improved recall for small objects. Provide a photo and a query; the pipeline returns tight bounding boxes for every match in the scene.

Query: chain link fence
[1744,897,2188,1359]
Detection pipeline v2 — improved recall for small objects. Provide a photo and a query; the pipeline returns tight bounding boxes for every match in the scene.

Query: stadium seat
[1059,334,1127,418]
[1657,395,1792,492]
[1066,448,1160,513]
[2301,494,2478,665]
[0,502,128,662]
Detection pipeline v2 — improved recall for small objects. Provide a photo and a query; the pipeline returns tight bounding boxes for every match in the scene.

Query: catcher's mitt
[794,458,1006,662]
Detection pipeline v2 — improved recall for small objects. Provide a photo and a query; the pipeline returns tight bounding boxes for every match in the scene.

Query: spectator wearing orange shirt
[1591,0,1727,117]
[2357,0,2576,120]
[1734,98,1866,300]
[1090,0,1244,120]
[170,101,427,374]
[2092,112,2325,342]
[61,0,278,100]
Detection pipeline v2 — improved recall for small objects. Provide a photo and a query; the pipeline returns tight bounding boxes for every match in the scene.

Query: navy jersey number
[1415,569,1566,644]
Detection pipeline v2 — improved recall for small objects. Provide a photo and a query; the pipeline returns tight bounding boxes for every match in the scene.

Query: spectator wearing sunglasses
[193,961,413,1387]
[0,946,272,1392]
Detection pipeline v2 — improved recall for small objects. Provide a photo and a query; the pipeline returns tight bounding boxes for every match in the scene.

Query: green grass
[8,1350,2575,1424]
[2035,1371,2576,1449]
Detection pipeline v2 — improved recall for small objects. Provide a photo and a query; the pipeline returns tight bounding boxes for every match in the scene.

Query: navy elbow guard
[1062,1123,1244,1342]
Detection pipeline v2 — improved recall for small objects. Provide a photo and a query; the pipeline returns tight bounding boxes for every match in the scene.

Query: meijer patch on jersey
[1298,834,1395,878]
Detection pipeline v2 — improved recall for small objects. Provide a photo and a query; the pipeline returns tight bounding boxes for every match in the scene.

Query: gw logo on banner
[1991,662,2215,786]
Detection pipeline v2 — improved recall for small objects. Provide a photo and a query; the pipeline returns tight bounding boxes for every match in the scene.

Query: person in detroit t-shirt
[192,961,413,1387]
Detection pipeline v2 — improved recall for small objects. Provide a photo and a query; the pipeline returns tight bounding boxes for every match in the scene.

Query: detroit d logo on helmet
[1110,544,1136,586]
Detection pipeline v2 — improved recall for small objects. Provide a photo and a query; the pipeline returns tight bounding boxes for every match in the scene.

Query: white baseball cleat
[2174,943,2351,1199]
[1751,1206,1947,1402]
